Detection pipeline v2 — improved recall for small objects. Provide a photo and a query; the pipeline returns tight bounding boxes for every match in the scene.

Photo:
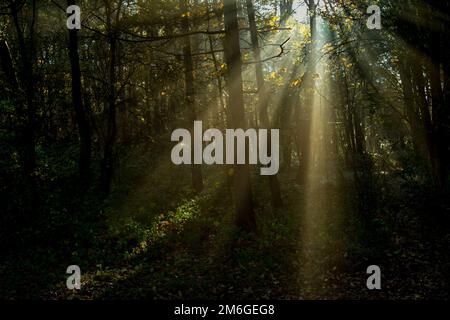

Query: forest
[0,0,449,300]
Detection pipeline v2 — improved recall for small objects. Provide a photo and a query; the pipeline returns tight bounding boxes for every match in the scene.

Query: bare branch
[243,37,291,65]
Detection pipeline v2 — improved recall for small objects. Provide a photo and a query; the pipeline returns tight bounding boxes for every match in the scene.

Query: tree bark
[246,0,282,208]
[9,0,39,213]
[279,0,294,25]
[223,0,256,231]
[11,1,37,182]
[67,0,92,186]
[100,1,119,195]
[181,0,204,193]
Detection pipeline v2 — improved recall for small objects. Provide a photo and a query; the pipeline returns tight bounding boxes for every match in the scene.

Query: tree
[279,0,294,25]
[246,0,282,208]
[5,0,39,212]
[223,0,256,231]
[100,0,120,194]
[67,0,92,186]
[181,0,204,193]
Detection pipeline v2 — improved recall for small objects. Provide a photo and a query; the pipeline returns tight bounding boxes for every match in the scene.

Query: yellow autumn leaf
[291,79,301,87]
[267,71,277,80]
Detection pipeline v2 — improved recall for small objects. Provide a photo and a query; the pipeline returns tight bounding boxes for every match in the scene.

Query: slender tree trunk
[223,0,256,231]
[11,2,37,179]
[10,1,39,213]
[443,24,450,192]
[399,58,423,154]
[100,1,119,195]
[67,0,92,186]
[0,39,19,92]
[279,0,294,25]
[181,0,204,193]
[205,0,226,127]
[426,34,446,190]
[246,0,282,208]
[208,33,226,127]
[100,36,117,194]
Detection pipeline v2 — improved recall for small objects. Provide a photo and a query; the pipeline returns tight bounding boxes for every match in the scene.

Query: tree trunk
[399,57,423,155]
[223,0,256,231]
[205,0,226,127]
[10,1,39,212]
[181,0,204,193]
[67,0,92,187]
[246,0,282,208]
[100,2,119,195]
[280,0,294,25]
[426,34,446,190]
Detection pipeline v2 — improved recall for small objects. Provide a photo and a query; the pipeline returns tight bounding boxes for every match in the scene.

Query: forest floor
[1,143,449,300]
